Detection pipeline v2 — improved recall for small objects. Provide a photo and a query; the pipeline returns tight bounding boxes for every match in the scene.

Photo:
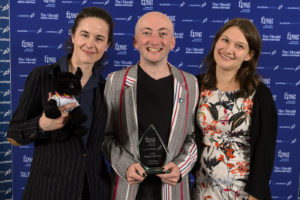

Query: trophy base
[145,168,171,175]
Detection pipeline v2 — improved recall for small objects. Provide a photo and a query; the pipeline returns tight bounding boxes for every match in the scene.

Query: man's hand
[156,162,181,186]
[39,92,77,132]
[126,163,146,185]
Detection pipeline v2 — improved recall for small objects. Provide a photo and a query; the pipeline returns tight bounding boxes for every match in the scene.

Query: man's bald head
[134,11,174,36]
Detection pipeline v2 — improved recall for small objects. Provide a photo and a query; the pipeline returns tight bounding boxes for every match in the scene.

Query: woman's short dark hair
[201,18,262,98]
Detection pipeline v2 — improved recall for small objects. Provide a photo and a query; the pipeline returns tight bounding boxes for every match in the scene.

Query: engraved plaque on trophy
[137,124,170,175]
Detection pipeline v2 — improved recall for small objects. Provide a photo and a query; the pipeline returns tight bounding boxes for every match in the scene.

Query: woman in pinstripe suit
[7,7,113,200]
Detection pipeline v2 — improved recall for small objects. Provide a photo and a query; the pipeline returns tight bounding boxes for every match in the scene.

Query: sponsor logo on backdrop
[275,81,298,86]
[186,64,202,68]
[272,194,294,200]
[286,6,300,10]
[23,155,32,167]
[262,34,281,42]
[257,4,283,10]
[286,32,299,45]
[175,62,184,68]
[114,60,133,67]
[141,0,153,10]
[17,0,36,4]
[0,110,11,118]
[0,25,9,34]
[0,131,8,137]
[114,32,133,36]
[283,92,296,104]
[277,109,296,116]
[280,20,300,25]
[114,43,127,55]
[115,15,132,22]
[17,12,35,19]
[0,59,9,63]
[45,28,63,35]
[273,166,292,173]
[0,149,11,157]
[279,124,296,130]
[174,32,184,39]
[61,0,87,4]
[273,180,292,186]
[174,46,180,53]
[0,187,12,195]
[0,68,10,76]
[37,43,62,50]
[261,16,274,29]
[282,50,300,57]
[21,40,34,53]
[0,4,9,12]
[261,49,277,56]
[0,38,9,42]
[187,2,207,8]
[0,168,12,176]
[44,55,56,64]
[66,11,78,23]
[43,0,56,7]
[211,18,229,24]
[40,13,59,20]
[272,94,277,101]
[212,2,231,9]
[0,47,10,56]
[277,138,296,145]
[91,0,109,5]
[159,2,186,7]
[18,57,37,64]
[182,17,206,23]
[20,171,30,178]
[185,47,204,54]
[0,89,10,97]
[190,30,202,42]
[258,64,280,71]
[277,150,290,163]
[115,0,133,7]
[262,78,271,87]
[17,27,42,34]
[238,0,251,13]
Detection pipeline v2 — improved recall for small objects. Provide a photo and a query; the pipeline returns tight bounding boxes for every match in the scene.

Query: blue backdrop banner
[5,0,300,199]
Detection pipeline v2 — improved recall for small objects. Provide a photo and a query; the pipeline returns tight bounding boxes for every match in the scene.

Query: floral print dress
[194,88,255,200]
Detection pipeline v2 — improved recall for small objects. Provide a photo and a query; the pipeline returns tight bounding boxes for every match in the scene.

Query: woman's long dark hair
[201,18,261,98]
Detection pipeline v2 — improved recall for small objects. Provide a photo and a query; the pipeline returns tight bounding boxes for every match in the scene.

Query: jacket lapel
[166,66,188,161]
[123,65,140,158]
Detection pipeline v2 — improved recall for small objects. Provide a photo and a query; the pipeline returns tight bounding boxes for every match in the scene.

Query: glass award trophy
[137,124,170,175]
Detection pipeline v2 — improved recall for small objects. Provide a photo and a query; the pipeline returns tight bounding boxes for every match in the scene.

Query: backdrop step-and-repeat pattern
[0,0,299,199]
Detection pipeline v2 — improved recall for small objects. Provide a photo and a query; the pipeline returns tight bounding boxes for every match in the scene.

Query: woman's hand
[39,92,77,132]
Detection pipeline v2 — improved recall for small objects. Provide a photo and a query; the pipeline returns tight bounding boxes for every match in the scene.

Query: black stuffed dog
[44,65,88,140]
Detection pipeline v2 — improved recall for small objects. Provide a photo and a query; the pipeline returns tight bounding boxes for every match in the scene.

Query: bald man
[102,12,198,200]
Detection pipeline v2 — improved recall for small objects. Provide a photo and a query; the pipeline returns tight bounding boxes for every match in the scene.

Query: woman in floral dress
[193,18,277,200]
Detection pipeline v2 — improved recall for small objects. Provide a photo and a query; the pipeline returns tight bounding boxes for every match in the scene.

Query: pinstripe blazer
[102,64,199,200]
[7,56,110,200]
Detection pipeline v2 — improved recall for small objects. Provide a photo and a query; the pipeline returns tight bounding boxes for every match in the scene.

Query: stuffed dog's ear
[75,67,83,79]
[53,65,61,77]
